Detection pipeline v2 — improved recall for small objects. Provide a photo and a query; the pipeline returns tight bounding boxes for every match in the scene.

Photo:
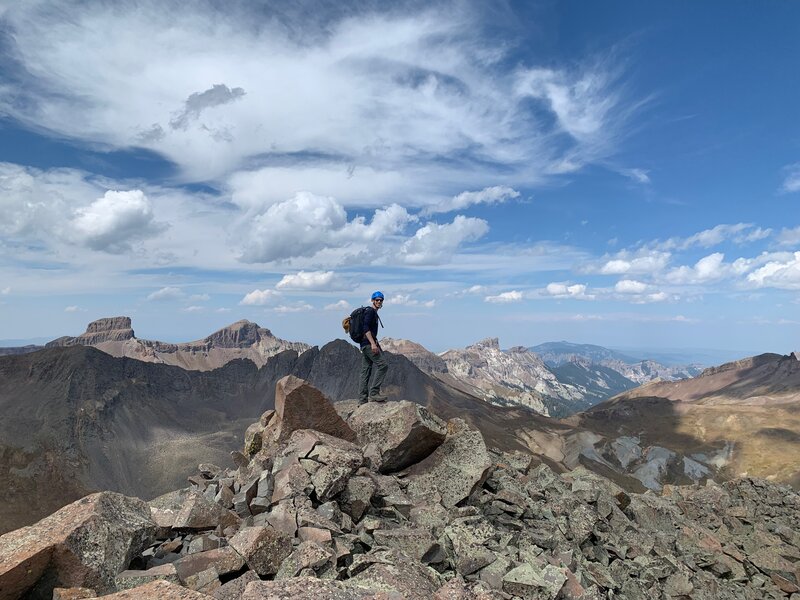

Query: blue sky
[0,1,798,358]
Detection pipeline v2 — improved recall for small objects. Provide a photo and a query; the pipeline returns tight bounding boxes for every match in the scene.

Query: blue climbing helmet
[371,291,384,301]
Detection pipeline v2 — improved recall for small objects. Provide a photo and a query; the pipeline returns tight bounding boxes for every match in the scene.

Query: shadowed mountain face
[0,340,578,533]
[570,352,800,489]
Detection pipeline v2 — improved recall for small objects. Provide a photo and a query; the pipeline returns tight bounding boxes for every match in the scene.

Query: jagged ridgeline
[1,376,798,599]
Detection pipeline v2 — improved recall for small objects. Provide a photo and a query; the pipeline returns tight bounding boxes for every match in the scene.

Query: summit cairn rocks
[347,400,447,472]
[3,376,800,599]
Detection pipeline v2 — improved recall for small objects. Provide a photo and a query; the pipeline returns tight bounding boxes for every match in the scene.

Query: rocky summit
[2,377,799,599]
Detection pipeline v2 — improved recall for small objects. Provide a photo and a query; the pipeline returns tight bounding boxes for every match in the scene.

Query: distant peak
[469,338,500,350]
[85,316,133,334]
[205,320,273,348]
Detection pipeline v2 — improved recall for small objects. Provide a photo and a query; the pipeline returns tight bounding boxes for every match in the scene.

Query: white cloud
[614,279,648,294]
[240,289,280,305]
[653,223,771,252]
[189,293,211,301]
[276,271,337,291]
[391,294,436,307]
[747,252,800,290]
[778,226,800,246]
[544,283,592,299]
[665,253,727,284]
[485,290,523,303]
[324,300,351,311]
[399,216,489,265]
[424,186,520,215]
[620,168,650,184]
[0,3,631,191]
[273,303,314,313]
[183,306,204,312]
[147,286,184,301]
[596,251,671,275]
[64,305,85,312]
[71,190,165,253]
[781,163,800,193]
[216,307,232,313]
[239,192,414,263]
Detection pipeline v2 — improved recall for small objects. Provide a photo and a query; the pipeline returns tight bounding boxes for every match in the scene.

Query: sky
[0,0,799,358]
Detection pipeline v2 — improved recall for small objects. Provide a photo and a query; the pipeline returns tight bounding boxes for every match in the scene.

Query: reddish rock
[172,491,240,530]
[241,577,380,599]
[173,546,245,583]
[0,492,156,599]
[274,376,357,443]
[94,579,208,599]
[52,588,97,600]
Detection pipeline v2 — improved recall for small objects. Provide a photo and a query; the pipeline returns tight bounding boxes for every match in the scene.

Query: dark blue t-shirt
[360,306,380,347]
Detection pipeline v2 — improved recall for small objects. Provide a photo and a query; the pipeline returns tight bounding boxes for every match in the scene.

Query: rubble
[1,377,799,599]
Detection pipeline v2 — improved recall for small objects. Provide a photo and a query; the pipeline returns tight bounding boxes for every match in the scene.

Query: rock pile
[2,375,799,599]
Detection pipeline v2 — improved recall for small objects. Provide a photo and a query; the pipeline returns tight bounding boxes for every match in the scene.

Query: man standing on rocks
[359,291,388,404]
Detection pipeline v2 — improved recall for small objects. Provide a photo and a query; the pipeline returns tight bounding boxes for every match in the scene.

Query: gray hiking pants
[359,345,388,401]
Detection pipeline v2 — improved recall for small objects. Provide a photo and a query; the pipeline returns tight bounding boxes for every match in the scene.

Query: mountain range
[1,317,798,536]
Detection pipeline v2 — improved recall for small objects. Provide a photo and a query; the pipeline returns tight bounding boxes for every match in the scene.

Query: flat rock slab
[242,577,380,599]
[0,492,157,599]
[96,579,208,599]
[348,400,446,472]
[405,421,492,508]
[275,376,357,443]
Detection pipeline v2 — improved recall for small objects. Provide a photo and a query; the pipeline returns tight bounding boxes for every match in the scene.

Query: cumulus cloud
[70,190,165,253]
[424,186,520,215]
[665,253,727,285]
[324,300,351,311]
[147,286,184,301]
[781,163,800,193]
[239,192,414,263]
[240,289,281,305]
[596,251,671,275]
[485,290,523,303]
[544,283,592,299]
[614,279,648,294]
[273,303,314,313]
[399,216,489,265]
[391,294,436,307]
[276,271,337,291]
[747,252,800,290]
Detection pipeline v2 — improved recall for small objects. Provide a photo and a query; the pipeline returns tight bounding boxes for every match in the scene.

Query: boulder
[0,492,156,599]
[172,547,245,583]
[115,564,180,590]
[211,571,260,600]
[405,420,492,508]
[347,401,447,472]
[92,579,208,599]
[52,588,97,600]
[347,548,442,599]
[171,491,241,530]
[228,526,292,577]
[274,376,357,443]
[241,577,376,599]
[338,476,377,522]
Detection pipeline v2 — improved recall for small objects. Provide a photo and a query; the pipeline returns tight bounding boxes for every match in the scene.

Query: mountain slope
[569,352,800,489]
[0,341,580,533]
[45,316,310,370]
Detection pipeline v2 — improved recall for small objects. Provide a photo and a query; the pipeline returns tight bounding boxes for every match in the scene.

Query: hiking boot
[358,398,369,405]
[369,393,387,403]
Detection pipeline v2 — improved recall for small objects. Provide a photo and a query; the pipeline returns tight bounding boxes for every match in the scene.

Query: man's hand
[371,343,380,355]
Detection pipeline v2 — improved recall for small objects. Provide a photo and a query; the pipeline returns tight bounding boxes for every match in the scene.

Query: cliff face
[43,317,311,370]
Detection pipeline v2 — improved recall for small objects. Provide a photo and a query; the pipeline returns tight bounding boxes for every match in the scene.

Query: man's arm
[365,330,380,354]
